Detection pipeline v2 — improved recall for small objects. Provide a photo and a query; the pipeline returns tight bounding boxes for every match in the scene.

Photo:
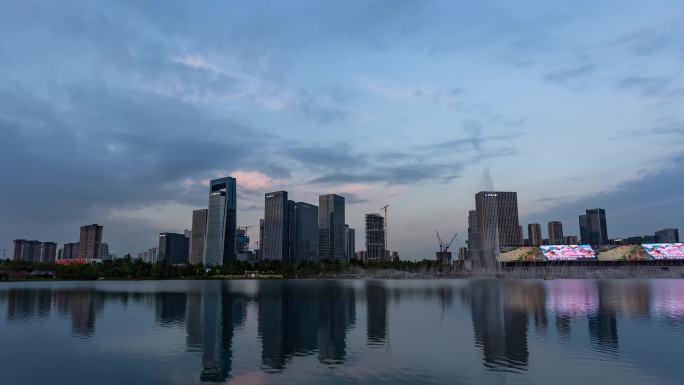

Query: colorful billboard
[540,245,596,261]
[642,243,684,260]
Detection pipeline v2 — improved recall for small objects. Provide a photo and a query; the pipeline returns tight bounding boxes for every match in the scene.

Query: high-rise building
[655,228,679,243]
[365,213,385,262]
[528,223,542,246]
[100,242,110,260]
[237,228,250,254]
[564,236,579,245]
[12,240,57,263]
[548,221,564,245]
[79,224,103,260]
[475,191,522,269]
[40,242,57,263]
[191,209,208,265]
[345,225,355,261]
[319,194,346,261]
[159,232,189,265]
[293,202,318,261]
[579,209,608,245]
[62,242,80,259]
[203,177,237,266]
[458,247,468,261]
[467,210,479,260]
[262,191,291,261]
[258,218,264,250]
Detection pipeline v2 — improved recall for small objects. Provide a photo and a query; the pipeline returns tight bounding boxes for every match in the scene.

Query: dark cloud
[309,162,462,186]
[523,153,684,238]
[0,85,268,253]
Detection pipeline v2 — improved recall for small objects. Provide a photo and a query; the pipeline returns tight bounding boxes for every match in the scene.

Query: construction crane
[380,204,389,253]
[436,231,458,265]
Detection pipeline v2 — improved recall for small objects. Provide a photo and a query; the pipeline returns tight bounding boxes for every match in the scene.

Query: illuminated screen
[642,243,684,260]
[540,245,596,261]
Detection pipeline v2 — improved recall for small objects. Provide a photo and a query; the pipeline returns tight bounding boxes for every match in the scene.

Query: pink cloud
[232,170,284,190]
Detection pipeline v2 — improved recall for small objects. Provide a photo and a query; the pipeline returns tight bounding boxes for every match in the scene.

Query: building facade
[365,213,385,262]
[100,242,110,260]
[528,223,542,246]
[475,191,522,269]
[262,191,291,261]
[564,235,579,245]
[579,209,608,245]
[237,228,250,255]
[191,209,208,265]
[294,202,318,261]
[79,224,103,260]
[62,242,79,259]
[159,232,189,265]
[467,210,479,261]
[655,228,679,243]
[548,221,564,245]
[203,177,237,266]
[319,194,346,261]
[345,225,355,261]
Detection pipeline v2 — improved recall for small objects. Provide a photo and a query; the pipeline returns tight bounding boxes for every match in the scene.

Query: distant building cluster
[131,176,400,266]
[465,191,680,269]
[12,223,110,265]
[9,180,678,267]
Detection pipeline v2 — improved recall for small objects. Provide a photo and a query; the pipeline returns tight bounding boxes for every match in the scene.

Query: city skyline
[1,1,684,259]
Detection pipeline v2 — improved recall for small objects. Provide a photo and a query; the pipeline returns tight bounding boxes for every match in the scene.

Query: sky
[1,0,683,259]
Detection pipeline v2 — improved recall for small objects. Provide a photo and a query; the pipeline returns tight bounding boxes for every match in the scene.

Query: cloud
[618,76,670,96]
[363,79,462,106]
[0,85,271,253]
[523,153,684,237]
[544,63,596,83]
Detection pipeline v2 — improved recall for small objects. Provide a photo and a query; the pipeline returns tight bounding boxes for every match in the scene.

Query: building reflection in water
[257,281,356,370]
[185,283,247,383]
[3,279,684,380]
[467,281,529,371]
[55,289,104,337]
[155,292,186,326]
[365,281,389,346]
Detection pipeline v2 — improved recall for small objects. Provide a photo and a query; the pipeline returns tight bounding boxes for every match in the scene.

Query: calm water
[1,279,683,385]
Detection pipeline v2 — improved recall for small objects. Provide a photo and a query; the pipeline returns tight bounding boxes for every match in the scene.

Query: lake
[0,279,682,385]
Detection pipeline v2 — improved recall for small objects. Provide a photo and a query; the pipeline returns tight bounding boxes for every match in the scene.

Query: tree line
[0,256,449,280]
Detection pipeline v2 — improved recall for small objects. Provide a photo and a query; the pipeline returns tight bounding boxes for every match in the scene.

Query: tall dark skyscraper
[262,191,291,261]
[528,223,542,246]
[579,209,608,245]
[159,232,190,265]
[79,224,103,260]
[191,209,208,265]
[365,213,385,262]
[294,202,319,261]
[345,225,355,261]
[475,191,522,269]
[548,221,564,245]
[319,194,346,261]
[467,210,479,260]
[204,177,237,266]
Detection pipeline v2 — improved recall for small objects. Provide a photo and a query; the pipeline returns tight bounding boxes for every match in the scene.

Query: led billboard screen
[642,243,684,260]
[540,245,596,261]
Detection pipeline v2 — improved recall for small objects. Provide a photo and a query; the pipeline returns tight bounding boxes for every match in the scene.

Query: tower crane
[380,204,389,253]
[436,231,458,264]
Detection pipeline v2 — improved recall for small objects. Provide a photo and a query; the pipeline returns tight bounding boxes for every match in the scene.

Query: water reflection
[1,279,684,383]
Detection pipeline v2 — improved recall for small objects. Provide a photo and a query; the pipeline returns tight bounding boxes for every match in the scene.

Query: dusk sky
[1,0,683,259]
